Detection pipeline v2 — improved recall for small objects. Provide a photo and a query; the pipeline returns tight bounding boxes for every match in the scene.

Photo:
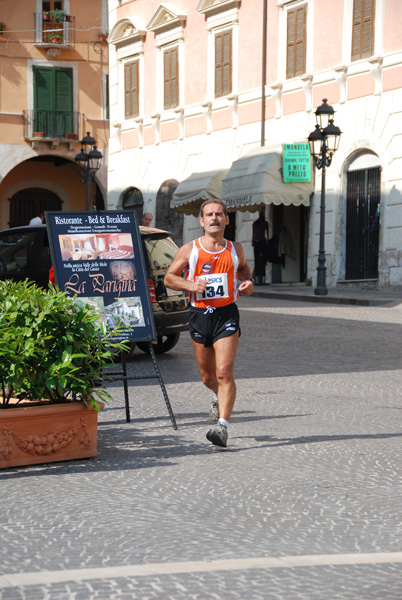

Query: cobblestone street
[1,295,402,599]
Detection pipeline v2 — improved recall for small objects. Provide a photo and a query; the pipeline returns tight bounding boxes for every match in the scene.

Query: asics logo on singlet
[212,256,220,260]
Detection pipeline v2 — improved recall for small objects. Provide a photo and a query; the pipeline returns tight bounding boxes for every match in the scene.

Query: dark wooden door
[9,188,62,228]
[346,167,380,280]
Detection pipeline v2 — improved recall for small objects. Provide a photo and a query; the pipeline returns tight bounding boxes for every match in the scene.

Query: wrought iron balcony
[24,110,81,142]
[34,13,75,48]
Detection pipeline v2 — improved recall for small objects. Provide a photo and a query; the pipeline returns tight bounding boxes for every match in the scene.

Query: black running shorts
[189,303,241,347]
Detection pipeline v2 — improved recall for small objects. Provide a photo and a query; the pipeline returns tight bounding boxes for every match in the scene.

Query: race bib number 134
[196,273,229,300]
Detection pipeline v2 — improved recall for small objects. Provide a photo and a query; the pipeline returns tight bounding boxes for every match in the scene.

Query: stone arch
[120,187,144,223]
[155,179,183,246]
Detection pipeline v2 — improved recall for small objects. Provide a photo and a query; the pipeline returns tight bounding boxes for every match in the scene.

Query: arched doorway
[122,187,144,223]
[345,154,381,280]
[9,188,62,228]
[155,179,183,246]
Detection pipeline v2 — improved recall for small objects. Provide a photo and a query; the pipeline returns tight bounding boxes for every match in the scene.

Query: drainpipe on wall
[261,0,268,147]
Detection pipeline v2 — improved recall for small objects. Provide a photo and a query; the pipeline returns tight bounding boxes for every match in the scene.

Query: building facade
[107,0,402,289]
[0,0,109,229]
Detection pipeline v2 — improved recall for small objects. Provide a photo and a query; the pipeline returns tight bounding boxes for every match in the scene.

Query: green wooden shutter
[55,67,73,135]
[352,0,375,61]
[33,66,73,136]
[33,66,53,133]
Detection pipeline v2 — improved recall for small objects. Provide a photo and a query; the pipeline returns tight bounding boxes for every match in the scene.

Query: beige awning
[171,169,229,217]
[220,144,314,212]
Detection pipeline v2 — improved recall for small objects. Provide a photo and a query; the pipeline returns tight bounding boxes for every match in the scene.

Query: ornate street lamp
[308,99,342,295]
[75,132,103,210]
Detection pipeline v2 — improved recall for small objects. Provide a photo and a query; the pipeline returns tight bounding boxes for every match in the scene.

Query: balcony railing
[34,13,75,47]
[24,110,81,141]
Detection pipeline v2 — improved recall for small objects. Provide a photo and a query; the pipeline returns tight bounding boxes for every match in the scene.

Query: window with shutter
[286,5,306,79]
[124,61,139,118]
[33,66,73,137]
[215,30,232,98]
[351,0,375,61]
[163,47,179,110]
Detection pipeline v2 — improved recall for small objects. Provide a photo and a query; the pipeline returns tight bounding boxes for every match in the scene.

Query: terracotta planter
[0,401,104,469]
[33,132,45,138]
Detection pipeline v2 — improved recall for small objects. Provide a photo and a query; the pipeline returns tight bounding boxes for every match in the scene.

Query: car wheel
[109,342,136,362]
[137,333,180,355]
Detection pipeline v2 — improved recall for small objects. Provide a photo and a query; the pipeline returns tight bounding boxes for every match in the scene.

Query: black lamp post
[308,99,341,296]
[75,132,103,210]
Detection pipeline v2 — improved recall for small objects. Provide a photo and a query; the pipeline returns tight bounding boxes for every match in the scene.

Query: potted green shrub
[49,9,68,23]
[50,32,63,43]
[0,279,128,468]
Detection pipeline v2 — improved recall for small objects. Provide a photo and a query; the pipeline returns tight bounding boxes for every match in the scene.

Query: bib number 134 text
[196,273,229,300]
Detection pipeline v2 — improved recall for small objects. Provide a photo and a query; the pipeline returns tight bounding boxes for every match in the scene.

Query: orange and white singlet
[187,237,239,309]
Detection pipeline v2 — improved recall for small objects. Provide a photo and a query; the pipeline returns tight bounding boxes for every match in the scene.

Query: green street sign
[283,143,312,183]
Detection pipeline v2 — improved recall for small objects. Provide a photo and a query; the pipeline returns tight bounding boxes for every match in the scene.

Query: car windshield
[0,231,37,274]
[143,235,177,270]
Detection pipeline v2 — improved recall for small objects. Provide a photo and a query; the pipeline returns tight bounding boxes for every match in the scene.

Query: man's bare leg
[192,332,239,421]
[211,333,239,421]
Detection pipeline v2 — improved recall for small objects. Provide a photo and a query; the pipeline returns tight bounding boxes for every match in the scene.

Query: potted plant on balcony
[0,22,5,34]
[49,9,68,23]
[0,279,128,469]
[50,32,63,43]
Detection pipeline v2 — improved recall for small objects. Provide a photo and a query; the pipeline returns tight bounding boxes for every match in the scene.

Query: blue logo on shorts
[202,263,212,273]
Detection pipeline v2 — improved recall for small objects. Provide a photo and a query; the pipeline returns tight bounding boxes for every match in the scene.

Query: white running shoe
[206,422,228,447]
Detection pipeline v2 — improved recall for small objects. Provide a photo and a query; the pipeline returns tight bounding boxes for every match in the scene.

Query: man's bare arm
[234,242,254,295]
[164,244,208,294]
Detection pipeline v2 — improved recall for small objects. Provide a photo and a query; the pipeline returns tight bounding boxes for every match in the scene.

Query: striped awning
[171,169,229,217]
[220,145,314,212]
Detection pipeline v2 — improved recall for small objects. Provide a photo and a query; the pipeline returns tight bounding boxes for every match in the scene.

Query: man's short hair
[199,199,228,217]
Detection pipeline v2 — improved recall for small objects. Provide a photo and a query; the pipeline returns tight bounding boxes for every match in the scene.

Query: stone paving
[1,296,402,599]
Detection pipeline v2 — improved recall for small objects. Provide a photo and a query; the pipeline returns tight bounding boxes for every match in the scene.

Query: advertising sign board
[283,143,312,183]
[46,211,156,344]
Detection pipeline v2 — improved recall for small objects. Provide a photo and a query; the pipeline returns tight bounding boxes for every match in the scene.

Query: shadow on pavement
[249,432,402,446]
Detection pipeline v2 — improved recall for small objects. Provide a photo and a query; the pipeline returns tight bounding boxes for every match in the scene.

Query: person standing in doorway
[164,199,254,447]
[29,212,45,225]
[252,211,269,285]
[141,212,153,227]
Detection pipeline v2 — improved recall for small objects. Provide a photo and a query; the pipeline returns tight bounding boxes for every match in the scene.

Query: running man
[164,200,254,447]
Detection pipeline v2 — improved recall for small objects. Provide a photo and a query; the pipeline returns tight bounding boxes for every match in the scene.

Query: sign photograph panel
[46,211,156,343]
